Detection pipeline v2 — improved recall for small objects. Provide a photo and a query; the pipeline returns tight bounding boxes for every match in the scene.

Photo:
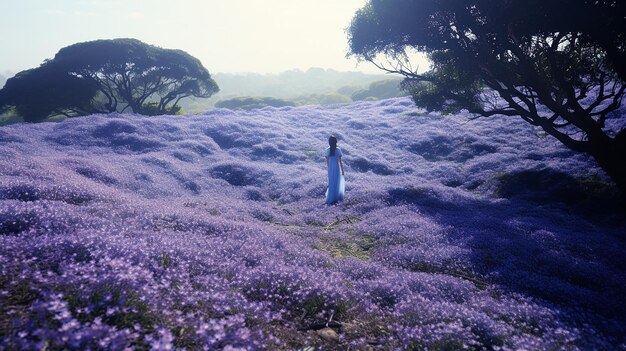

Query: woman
[325,136,345,204]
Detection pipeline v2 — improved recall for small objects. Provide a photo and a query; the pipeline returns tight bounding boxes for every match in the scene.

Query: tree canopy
[0,62,104,121]
[0,38,219,121]
[348,0,626,194]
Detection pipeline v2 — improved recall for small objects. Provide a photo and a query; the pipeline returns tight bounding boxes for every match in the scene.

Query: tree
[0,38,219,120]
[0,63,100,122]
[347,0,626,194]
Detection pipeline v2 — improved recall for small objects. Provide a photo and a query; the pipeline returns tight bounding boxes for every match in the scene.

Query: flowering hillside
[1,97,624,350]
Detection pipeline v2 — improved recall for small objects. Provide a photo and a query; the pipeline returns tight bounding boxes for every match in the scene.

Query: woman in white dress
[325,136,345,204]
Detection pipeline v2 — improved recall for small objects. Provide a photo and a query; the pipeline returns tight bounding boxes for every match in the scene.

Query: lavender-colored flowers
[1,98,624,349]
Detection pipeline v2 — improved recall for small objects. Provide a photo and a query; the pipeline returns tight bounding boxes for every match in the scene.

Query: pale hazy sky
[0,0,391,75]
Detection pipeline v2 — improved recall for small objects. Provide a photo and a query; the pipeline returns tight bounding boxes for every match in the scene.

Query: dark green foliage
[141,102,182,116]
[0,38,218,121]
[0,64,100,122]
[0,110,22,126]
[215,97,295,110]
[347,0,626,195]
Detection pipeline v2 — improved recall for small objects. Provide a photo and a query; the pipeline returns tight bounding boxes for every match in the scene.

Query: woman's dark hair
[328,136,338,156]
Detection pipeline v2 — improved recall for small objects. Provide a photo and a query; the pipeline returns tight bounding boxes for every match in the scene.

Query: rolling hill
[0,97,624,350]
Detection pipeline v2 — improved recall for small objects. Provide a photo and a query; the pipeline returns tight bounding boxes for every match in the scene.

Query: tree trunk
[587,130,626,198]
[129,101,142,114]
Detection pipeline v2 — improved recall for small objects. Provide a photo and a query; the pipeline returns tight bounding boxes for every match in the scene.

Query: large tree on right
[348,0,626,194]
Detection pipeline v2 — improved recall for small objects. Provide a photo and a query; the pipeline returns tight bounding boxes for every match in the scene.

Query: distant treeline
[215,97,296,110]
[184,69,405,112]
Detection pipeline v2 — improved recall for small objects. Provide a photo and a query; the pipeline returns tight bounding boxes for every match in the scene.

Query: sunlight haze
[0,0,391,76]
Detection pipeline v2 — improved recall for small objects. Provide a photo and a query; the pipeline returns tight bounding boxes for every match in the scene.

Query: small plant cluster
[0,97,624,349]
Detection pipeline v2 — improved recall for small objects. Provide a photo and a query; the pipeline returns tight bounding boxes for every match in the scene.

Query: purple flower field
[0,97,624,350]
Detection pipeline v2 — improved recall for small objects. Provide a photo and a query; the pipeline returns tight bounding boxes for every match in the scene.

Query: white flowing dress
[325,147,345,204]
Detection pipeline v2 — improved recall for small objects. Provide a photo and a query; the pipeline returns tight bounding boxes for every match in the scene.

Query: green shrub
[141,102,182,116]
[351,79,404,101]
[337,85,359,96]
[215,96,295,110]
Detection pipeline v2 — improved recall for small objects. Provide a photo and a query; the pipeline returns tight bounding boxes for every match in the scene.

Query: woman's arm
[338,157,344,176]
[326,157,329,169]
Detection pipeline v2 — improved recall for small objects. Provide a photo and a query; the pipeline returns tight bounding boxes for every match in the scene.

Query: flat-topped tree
[52,38,219,115]
[347,0,626,195]
[0,38,219,121]
[0,63,100,121]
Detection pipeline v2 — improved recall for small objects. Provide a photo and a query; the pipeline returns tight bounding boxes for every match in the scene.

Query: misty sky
[0,0,394,76]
